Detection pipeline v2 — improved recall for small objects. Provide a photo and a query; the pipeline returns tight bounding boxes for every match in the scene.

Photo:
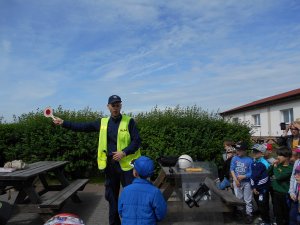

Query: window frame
[281,108,294,124]
[252,114,261,126]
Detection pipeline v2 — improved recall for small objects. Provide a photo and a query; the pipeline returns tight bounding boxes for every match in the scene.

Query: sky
[1,0,300,122]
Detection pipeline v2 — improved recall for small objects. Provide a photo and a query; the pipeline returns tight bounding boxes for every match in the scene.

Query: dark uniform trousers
[104,158,134,225]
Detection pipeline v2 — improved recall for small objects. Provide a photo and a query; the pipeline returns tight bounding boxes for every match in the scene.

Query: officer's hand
[112,151,126,161]
[53,117,63,125]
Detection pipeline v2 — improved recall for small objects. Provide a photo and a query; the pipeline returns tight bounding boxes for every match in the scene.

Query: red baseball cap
[266,143,273,151]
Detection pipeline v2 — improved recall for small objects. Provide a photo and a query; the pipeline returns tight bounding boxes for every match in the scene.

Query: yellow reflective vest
[97,115,141,171]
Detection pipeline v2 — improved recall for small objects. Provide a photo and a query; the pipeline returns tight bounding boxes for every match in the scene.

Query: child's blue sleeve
[230,156,236,172]
[153,189,167,221]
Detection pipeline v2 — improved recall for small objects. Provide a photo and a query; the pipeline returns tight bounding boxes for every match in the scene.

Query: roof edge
[220,88,300,116]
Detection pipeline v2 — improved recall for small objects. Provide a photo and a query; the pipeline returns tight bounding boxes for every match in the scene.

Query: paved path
[1,183,261,225]
[1,184,108,225]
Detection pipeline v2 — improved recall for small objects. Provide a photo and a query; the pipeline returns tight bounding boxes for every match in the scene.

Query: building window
[252,114,261,126]
[232,117,239,123]
[281,108,294,123]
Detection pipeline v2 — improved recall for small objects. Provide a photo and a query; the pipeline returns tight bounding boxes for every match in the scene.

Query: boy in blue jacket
[250,144,270,225]
[118,156,167,225]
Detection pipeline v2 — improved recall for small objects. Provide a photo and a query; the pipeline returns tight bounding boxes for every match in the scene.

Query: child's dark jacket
[250,157,270,192]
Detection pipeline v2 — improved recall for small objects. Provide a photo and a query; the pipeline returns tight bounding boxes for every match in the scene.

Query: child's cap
[294,165,300,175]
[263,143,273,151]
[293,146,300,153]
[132,156,154,178]
[235,142,248,151]
[252,144,267,153]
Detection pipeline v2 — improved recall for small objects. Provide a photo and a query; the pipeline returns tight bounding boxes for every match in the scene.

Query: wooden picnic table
[154,162,245,224]
[0,161,89,216]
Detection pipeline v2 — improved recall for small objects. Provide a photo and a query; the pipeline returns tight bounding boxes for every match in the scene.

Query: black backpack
[157,156,178,167]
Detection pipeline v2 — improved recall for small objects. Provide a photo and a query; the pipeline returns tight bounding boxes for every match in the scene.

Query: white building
[220,88,300,138]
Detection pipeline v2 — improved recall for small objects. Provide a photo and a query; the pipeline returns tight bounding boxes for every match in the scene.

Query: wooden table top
[0,161,68,180]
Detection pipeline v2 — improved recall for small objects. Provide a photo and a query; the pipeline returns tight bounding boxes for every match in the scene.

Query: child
[291,151,298,164]
[230,141,254,224]
[118,156,167,225]
[289,147,300,202]
[263,143,276,164]
[217,145,235,190]
[222,140,235,161]
[289,165,300,225]
[250,144,271,225]
[268,146,293,225]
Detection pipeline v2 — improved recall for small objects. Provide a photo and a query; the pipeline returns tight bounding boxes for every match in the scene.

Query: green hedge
[0,106,102,178]
[136,106,251,167]
[0,105,251,178]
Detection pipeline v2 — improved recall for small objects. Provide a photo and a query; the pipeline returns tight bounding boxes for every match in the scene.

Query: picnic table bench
[204,177,245,207]
[40,179,88,210]
[0,161,89,218]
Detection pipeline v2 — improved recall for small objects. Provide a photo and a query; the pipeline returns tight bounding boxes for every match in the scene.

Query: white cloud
[102,67,127,80]
[0,0,300,121]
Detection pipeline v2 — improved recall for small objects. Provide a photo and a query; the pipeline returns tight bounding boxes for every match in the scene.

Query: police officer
[53,95,141,225]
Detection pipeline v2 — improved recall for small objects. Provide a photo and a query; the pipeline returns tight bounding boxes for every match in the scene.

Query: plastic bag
[4,160,27,170]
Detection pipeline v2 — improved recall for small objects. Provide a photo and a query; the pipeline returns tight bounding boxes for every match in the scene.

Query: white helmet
[178,154,193,169]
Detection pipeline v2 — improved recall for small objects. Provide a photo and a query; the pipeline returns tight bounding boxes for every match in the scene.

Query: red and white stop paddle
[43,107,57,120]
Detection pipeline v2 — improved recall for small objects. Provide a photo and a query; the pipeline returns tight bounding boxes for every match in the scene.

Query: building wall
[223,99,300,137]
